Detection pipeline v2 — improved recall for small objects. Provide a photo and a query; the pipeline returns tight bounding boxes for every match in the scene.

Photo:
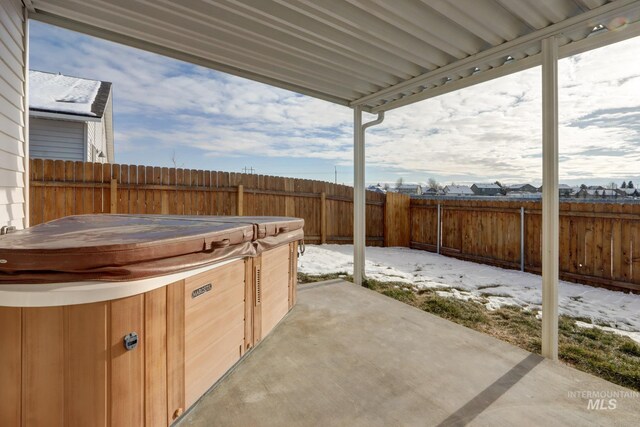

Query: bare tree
[608,182,618,190]
[427,177,440,190]
[171,150,184,169]
[395,177,404,190]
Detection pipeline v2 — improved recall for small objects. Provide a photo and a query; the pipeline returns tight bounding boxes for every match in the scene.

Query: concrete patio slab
[177,279,639,426]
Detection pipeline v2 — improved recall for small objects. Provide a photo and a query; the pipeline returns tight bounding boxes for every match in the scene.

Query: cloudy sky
[29,21,640,187]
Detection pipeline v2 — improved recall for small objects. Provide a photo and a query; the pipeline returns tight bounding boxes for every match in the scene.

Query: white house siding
[30,117,85,161]
[103,94,113,161]
[0,0,26,228]
[87,119,108,163]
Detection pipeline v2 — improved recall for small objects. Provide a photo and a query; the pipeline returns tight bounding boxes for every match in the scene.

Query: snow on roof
[506,183,531,189]
[472,183,500,189]
[538,184,572,191]
[444,185,474,194]
[505,192,541,198]
[583,189,619,196]
[29,70,107,117]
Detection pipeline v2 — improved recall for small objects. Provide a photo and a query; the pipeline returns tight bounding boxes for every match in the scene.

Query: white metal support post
[541,37,559,360]
[436,204,441,254]
[520,206,525,272]
[354,106,365,286]
[353,106,384,286]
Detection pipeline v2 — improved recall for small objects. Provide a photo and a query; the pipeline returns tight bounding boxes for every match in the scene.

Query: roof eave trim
[370,18,640,113]
[30,109,102,122]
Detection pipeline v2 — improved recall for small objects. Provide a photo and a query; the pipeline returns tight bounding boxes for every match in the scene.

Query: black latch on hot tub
[123,332,139,351]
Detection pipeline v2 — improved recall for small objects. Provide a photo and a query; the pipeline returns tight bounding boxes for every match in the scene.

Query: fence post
[110,179,117,214]
[284,178,294,217]
[320,192,327,244]
[436,203,441,254]
[520,206,525,271]
[237,184,244,216]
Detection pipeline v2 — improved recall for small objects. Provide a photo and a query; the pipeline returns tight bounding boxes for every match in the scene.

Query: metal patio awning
[22,0,640,362]
[27,0,640,113]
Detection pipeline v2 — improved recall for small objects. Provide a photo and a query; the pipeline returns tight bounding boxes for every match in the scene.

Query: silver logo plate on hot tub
[192,283,212,299]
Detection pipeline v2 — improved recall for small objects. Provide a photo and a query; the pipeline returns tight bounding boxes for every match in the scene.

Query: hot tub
[0,214,303,426]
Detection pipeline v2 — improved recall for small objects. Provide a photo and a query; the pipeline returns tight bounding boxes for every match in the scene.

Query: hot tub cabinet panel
[0,215,302,427]
[184,259,246,407]
[261,244,294,338]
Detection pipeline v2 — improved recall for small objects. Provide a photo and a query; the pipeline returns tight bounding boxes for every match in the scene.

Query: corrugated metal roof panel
[30,0,640,112]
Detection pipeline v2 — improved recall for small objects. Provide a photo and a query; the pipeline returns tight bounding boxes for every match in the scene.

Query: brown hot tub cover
[0,215,303,283]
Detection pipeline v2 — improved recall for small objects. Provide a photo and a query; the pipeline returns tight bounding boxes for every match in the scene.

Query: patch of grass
[421,297,489,328]
[297,272,350,284]
[479,292,511,298]
[558,323,640,390]
[300,274,640,391]
[620,341,640,357]
[382,288,417,304]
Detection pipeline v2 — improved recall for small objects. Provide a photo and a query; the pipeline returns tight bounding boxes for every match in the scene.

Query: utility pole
[242,167,255,174]
[334,166,337,184]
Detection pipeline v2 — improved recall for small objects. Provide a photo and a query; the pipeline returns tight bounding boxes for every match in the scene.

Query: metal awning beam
[30,10,370,111]
[355,0,640,112]
[369,18,640,113]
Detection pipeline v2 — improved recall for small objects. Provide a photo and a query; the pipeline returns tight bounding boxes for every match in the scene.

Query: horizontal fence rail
[29,159,385,246]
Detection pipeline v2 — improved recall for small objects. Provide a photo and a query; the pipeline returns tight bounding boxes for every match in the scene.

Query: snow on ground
[299,244,640,343]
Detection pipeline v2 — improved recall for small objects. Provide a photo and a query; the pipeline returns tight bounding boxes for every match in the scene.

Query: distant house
[506,183,537,193]
[471,183,501,196]
[558,184,574,197]
[367,184,386,194]
[29,70,114,163]
[538,184,574,197]
[576,188,621,199]
[505,192,541,199]
[422,188,444,196]
[396,184,422,195]
[443,185,474,196]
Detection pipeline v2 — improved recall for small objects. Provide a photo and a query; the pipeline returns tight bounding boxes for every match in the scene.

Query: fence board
[385,192,410,247]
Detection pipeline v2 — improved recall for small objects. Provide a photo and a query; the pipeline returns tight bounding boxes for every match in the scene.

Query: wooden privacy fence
[410,198,640,292]
[29,159,385,246]
[28,159,640,293]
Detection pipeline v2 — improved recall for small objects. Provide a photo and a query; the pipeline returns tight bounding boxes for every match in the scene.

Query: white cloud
[29,22,640,185]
